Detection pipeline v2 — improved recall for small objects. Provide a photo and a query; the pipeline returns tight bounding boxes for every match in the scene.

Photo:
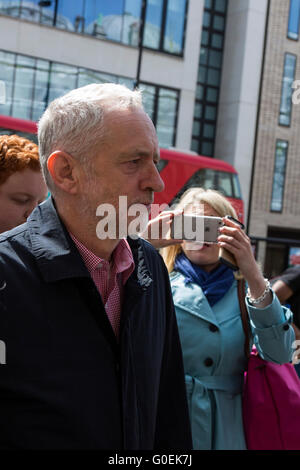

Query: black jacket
[0,198,192,450]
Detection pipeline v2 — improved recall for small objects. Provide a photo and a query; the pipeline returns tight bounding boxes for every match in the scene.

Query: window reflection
[0,49,178,149]
[156,87,177,147]
[12,55,35,120]
[144,0,163,49]
[270,140,288,212]
[164,0,186,53]
[279,53,296,126]
[0,0,186,54]
[288,0,300,40]
[0,51,15,116]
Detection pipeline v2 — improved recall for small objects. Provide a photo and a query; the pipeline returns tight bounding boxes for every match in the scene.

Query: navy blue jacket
[0,198,192,450]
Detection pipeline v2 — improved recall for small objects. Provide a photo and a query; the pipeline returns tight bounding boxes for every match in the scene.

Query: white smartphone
[170,214,223,243]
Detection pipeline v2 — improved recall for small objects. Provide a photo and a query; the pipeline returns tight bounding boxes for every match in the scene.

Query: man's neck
[55,199,120,261]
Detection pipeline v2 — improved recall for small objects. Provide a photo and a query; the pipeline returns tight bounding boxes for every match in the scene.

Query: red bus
[0,114,244,222]
[156,148,244,222]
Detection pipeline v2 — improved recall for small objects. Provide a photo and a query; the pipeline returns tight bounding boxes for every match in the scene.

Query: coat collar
[28,197,153,289]
[170,271,219,326]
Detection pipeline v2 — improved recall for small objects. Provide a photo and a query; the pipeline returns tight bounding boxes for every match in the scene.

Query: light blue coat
[170,271,295,450]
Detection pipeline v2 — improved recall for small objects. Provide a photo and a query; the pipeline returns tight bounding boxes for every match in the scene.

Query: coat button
[204,357,214,367]
[209,324,219,332]
[283,324,289,331]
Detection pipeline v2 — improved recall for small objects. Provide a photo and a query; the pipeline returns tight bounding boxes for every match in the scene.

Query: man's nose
[143,163,165,193]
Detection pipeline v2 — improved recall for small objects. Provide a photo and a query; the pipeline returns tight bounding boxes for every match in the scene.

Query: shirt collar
[69,233,135,284]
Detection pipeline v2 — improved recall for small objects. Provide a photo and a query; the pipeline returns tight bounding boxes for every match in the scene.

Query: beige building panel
[249,0,300,242]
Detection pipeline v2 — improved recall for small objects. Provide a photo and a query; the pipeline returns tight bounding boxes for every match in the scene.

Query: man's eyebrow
[118,150,160,160]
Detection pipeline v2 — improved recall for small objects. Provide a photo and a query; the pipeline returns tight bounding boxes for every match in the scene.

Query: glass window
[0,0,21,17]
[201,30,209,46]
[203,123,215,138]
[270,140,288,212]
[48,63,78,103]
[215,171,233,197]
[205,0,212,8]
[83,0,127,42]
[77,68,116,88]
[196,85,204,100]
[194,102,202,118]
[201,141,213,156]
[0,50,15,116]
[32,59,51,121]
[288,0,300,40]
[198,66,207,83]
[211,32,223,48]
[156,87,177,147]
[12,55,36,120]
[207,68,221,86]
[279,53,296,126]
[121,0,142,46]
[191,139,199,152]
[205,105,217,120]
[164,0,186,54]
[208,49,222,68]
[141,84,156,120]
[203,11,211,28]
[143,0,164,49]
[214,0,227,13]
[56,0,84,32]
[200,47,208,65]
[206,87,218,102]
[192,120,201,135]
[213,14,225,31]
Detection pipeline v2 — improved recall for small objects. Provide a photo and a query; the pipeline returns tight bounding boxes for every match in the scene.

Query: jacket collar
[28,197,153,289]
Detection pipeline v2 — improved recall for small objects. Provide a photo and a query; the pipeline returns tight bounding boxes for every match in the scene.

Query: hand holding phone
[218,216,245,271]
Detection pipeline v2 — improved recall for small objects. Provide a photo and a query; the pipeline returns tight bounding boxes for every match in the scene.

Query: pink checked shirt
[70,233,135,338]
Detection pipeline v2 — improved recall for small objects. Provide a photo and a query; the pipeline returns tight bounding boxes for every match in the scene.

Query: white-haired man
[0,83,192,450]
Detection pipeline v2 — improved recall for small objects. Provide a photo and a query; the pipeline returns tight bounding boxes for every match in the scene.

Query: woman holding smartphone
[143,187,295,450]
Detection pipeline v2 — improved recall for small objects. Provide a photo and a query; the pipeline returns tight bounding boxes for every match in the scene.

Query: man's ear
[47,151,80,194]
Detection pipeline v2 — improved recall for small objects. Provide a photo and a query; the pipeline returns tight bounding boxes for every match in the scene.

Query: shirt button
[209,324,219,332]
[204,357,214,367]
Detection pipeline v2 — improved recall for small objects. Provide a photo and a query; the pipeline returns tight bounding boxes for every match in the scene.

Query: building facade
[247,0,300,277]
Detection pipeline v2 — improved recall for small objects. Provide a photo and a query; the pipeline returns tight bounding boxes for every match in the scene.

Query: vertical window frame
[270,139,289,213]
[279,52,297,127]
[287,0,300,40]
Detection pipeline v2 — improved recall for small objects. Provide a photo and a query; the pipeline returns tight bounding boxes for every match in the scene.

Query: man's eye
[12,198,29,205]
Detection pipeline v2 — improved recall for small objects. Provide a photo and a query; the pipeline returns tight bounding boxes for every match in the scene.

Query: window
[0,0,187,55]
[279,53,296,126]
[288,0,300,40]
[270,140,288,212]
[0,49,178,149]
[171,168,241,204]
[141,82,179,147]
[191,0,227,156]
[144,0,187,54]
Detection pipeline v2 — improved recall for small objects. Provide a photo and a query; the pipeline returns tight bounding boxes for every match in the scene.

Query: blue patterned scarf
[174,252,235,307]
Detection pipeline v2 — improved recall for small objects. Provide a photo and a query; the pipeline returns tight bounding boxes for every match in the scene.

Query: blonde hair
[161,187,238,273]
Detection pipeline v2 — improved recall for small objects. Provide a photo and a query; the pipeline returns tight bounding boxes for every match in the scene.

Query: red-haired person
[0,134,47,233]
